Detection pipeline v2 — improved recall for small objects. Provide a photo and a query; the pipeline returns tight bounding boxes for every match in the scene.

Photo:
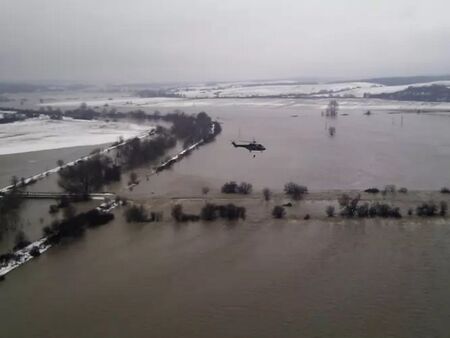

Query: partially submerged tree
[325,100,339,117]
[272,206,286,219]
[125,205,149,223]
[263,188,272,201]
[129,172,138,185]
[58,155,121,196]
[171,204,184,222]
[326,205,335,217]
[14,230,31,251]
[284,183,308,200]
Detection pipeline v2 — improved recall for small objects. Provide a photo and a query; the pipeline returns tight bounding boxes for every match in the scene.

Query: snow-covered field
[174,81,381,98]
[35,79,450,110]
[173,80,450,99]
[0,116,150,155]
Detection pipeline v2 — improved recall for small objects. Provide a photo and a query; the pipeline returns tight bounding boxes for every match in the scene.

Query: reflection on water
[1,216,450,338]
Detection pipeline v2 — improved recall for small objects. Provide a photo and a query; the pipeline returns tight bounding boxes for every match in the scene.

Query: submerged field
[2,96,450,338]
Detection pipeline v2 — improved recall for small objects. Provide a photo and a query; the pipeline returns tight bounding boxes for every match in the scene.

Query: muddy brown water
[2,100,450,337]
[1,214,450,338]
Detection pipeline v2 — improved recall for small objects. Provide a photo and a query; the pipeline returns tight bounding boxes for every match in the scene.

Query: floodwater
[1,215,450,338]
[0,144,106,189]
[2,98,450,337]
[3,99,450,193]
[129,101,450,198]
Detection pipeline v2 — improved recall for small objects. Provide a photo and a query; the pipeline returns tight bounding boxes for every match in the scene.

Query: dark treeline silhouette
[125,205,162,223]
[284,182,308,200]
[365,85,450,102]
[0,188,23,237]
[171,204,200,222]
[221,181,253,194]
[118,132,176,169]
[57,111,219,195]
[43,209,114,244]
[58,154,121,196]
[272,206,286,219]
[121,110,220,146]
[337,194,402,218]
[416,201,447,217]
[171,203,246,222]
[200,203,246,221]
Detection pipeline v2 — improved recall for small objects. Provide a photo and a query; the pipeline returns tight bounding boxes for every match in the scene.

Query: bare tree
[263,188,272,201]
[325,100,339,117]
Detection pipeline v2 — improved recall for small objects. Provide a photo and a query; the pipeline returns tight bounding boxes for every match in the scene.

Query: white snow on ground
[174,80,450,99]
[0,238,51,277]
[0,116,150,155]
[38,80,450,109]
[42,96,185,108]
[174,82,380,98]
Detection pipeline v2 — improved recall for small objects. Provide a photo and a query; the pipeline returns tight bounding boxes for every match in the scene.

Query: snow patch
[0,116,150,155]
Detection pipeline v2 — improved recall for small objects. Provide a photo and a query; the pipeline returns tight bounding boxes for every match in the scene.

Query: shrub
[340,195,361,217]
[128,172,138,185]
[441,187,450,194]
[398,187,408,194]
[202,187,210,195]
[180,214,200,222]
[384,185,396,194]
[201,203,245,221]
[326,205,335,217]
[200,203,218,221]
[49,205,59,214]
[440,201,448,216]
[218,204,246,220]
[125,205,148,223]
[356,203,369,218]
[85,209,114,227]
[29,246,41,257]
[284,183,308,200]
[364,188,380,194]
[272,206,286,219]
[237,182,252,195]
[13,231,31,251]
[221,181,238,194]
[416,202,437,217]
[389,207,402,218]
[263,188,272,201]
[171,204,184,222]
[304,214,310,220]
[221,181,252,195]
[338,194,351,207]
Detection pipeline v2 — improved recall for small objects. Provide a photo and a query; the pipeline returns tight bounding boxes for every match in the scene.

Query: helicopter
[231,139,266,152]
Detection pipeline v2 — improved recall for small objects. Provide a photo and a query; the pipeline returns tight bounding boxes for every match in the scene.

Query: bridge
[13,191,116,200]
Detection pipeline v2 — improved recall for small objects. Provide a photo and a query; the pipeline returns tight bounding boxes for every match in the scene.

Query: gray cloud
[1,0,449,83]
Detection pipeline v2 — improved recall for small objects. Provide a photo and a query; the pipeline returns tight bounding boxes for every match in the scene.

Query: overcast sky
[1,0,449,84]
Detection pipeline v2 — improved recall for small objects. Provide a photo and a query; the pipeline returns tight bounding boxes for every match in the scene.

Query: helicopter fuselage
[232,141,266,152]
